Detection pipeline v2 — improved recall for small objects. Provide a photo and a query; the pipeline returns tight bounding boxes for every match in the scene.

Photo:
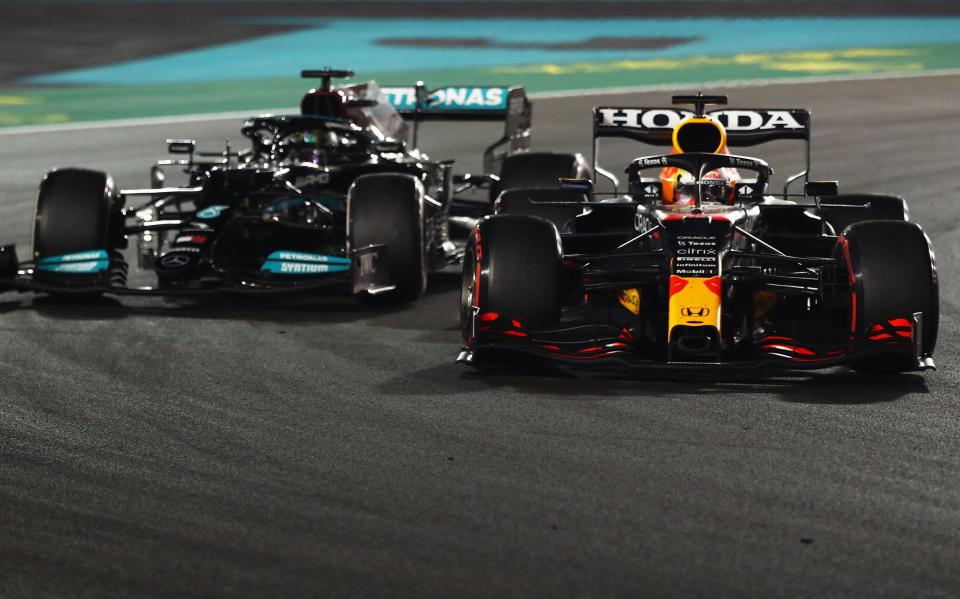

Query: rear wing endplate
[382,85,531,174]
[592,107,811,194]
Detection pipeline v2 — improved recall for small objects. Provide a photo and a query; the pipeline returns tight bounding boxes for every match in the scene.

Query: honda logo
[681,307,710,317]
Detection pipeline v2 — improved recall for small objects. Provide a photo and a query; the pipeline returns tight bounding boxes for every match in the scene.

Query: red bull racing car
[459,93,938,373]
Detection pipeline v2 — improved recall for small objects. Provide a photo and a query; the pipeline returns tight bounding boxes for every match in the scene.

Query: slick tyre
[838,220,938,373]
[821,193,906,235]
[33,168,126,294]
[349,173,426,304]
[461,215,561,344]
[34,168,121,259]
[491,152,590,202]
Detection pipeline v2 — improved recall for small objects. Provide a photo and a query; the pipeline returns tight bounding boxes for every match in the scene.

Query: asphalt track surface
[1,75,959,597]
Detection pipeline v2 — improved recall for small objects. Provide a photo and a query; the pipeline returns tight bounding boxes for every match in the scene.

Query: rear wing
[381,85,532,174]
[593,107,811,195]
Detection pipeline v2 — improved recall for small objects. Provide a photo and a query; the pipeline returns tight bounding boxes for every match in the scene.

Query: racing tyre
[838,220,937,373]
[34,168,126,291]
[821,193,906,235]
[491,152,590,202]
[349,173,426,304]
[461,214,561,344]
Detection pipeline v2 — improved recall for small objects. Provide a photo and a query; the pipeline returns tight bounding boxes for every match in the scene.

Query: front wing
[0,243,393,298]
[458,313,935,372]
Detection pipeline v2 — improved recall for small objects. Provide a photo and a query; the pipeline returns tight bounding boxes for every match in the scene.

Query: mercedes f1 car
[459,93,938,373]
[0,69,587,303]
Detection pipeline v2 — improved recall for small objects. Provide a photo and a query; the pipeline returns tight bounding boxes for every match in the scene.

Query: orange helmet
[659,115,737,204]
[670,169,738,205]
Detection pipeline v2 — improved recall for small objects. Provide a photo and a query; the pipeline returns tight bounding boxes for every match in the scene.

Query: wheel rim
[460,237,477,343]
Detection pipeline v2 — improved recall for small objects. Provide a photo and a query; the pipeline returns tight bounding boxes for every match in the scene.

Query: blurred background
[3,0,960,128]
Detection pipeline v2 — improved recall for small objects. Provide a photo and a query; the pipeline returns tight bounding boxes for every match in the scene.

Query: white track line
[0,107,297,136]
[527,67,960,99]
[2,68,959,137]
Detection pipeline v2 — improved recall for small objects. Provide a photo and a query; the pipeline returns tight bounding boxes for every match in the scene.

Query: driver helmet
[664,167,738,205]
[301,130,340,150]
[294,130,341,164]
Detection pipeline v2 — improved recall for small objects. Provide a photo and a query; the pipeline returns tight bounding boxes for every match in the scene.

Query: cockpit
[241,79,409,168]
[241,116,378,167]
[625,114,769,207]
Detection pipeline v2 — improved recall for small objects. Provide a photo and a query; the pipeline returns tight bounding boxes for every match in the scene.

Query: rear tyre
[33,168,126,293]
[461,215,561,344]
[348,173,426,304]
[821,193,906,234]
[838,220,937,373]
[492,152,590,202]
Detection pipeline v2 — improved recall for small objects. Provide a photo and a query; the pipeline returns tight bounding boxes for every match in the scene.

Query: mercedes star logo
[160,254,191,268]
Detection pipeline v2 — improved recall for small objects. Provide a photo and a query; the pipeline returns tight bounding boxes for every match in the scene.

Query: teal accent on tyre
[37,250,109,273]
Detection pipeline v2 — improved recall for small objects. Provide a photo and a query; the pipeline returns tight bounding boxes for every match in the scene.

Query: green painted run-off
[1,43,959,128]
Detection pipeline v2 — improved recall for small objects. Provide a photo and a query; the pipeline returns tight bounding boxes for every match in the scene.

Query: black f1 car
[0,69,587,303]
[459,93,938,373]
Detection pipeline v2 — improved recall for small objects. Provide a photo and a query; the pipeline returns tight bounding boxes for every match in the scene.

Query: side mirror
[559,178,593,193]
[150,165,165,189]
[167,139,196,155]
[374,139,404,153]
[804,180,839,197]
[346,99,378,109]
[454,173,498,189]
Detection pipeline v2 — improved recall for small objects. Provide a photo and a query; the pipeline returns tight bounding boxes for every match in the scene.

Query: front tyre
[33,168,126,292]
[838,220,937,373]
[348,173,426,304]
[461,214,562,345]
